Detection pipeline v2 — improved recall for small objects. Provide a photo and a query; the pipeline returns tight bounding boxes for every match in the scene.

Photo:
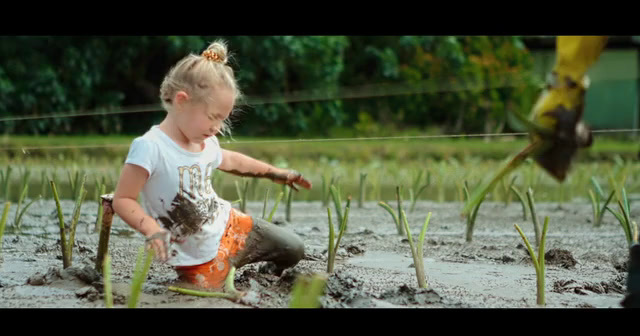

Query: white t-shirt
[124,125,232,267]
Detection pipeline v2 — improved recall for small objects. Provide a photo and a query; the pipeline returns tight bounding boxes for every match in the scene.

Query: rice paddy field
[0,135,638,308]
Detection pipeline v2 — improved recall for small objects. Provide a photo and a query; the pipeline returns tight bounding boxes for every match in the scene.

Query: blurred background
[0,36,637,204]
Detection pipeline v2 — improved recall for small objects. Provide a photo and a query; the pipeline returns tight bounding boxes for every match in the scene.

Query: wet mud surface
[0,199,634,308]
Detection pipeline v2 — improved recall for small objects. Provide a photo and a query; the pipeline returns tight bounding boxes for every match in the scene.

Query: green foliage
[0,36,537,137]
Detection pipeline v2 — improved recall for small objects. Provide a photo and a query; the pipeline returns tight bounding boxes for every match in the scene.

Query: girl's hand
[145,229,171,262]
[272,169,312,192]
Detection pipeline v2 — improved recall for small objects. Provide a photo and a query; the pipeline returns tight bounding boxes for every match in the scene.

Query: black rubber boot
[622,243,640,308]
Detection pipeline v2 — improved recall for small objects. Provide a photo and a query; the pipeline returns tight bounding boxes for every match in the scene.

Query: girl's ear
[174,91,190,105]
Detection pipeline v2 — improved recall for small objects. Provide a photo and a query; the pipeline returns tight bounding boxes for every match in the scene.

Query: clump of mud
[27,265,100,286]
[552,275,625,295]
[545,249,577,269]
[323,269,371,307]
[377,284,443,306]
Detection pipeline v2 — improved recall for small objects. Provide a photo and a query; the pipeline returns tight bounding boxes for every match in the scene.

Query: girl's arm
[218,149,312,191]
[112,163,169,262]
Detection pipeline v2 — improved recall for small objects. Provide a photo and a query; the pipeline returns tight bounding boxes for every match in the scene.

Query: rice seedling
[0,166,12,202]
[329,185,343,228]
[234,179,250,213]
[12,195,40,234]
[93,183,106,233]
[285,185,293,222]
[266,191,284,223]
[289,273,328,308]
[67,168,82,200]
[514,216,550,306]
[168,266,242,301]
[588,177,614,227]
[261,187,270,219]
[326,196,351,273]
[378,186,406,235]
[0,202,10,254]
[127,246,154,308]
[401,210,431,288]
[321,174,339,208]
[40,169,48,199]
[463,181,485,243]
[51,174,87,269]
[525,187,542,247]
[498,175,518,206]
[103,254,113,308]
[358,172,368,208]
[510,185,528,221]
[606,187,638,247]
[409,170,430,213]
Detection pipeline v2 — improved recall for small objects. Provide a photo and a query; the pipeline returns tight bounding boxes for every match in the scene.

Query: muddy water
[0,198,634,308]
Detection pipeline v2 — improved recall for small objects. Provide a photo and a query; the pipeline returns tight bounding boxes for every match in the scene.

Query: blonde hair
[159,40,241,136]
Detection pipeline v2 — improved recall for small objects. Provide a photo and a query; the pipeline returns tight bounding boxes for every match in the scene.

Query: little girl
[112,40,312,291]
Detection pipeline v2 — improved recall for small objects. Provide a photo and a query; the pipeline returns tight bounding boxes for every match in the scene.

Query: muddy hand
[271,170,312,192]
[145,230,170,262]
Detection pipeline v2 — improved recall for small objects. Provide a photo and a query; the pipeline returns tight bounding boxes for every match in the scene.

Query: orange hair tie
[202,50,223,63]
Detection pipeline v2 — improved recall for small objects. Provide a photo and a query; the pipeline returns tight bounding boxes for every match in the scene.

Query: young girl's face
[175,86,235,143]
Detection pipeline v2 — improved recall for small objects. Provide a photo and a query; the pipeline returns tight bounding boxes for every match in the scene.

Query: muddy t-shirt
[124,125,231,267]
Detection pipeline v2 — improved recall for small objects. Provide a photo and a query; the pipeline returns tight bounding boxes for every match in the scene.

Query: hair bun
[202,41,228,64]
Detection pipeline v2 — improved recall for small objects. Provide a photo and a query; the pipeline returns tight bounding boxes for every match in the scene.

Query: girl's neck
[158,115,204,153]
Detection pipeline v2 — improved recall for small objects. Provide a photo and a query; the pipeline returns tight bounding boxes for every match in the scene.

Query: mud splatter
[377,284,443,306]
[552,277,625,295]
[545,249,577,269]
[156,191,219,240]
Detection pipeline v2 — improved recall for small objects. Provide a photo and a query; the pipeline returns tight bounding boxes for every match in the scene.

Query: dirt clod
[545,249,577,269]
[345,245,365,255]
[378,284,443,306]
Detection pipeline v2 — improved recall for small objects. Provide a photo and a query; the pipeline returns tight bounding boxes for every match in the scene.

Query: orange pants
[174,209,254,290]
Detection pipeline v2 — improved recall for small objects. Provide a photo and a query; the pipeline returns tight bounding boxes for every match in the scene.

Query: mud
[0,198,635,308]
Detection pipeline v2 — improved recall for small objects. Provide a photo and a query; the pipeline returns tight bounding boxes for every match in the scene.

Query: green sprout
[289,273,328,308]
[321,174,339,208]
[510,185,528,221]
[514,216,550,306]
[358,172,368,209]
[0,202,10,254]
[127,247,155,308]
[409,170,430,213]
[463,181,485,243]
[103,254,113,308]
[234,179,250,213]
[329,185,343,229]
[0,166,13,202]
[401,210,431,288]
[285,185,293,222]
[378,186,406,236]
[525,187,542,247]
[93,183,106,233]
[588,177,614,227]
[267,191,284,223]
[261,187,270,220]
[50,175,87,269]
[326,196,351,274]
[606,187,638,247]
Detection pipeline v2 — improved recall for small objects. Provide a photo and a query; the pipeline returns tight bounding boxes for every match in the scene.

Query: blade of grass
[0,202,10,253]
[327,207,335,273]
[261,188,270,220]
[378,201,401,235]
[511,185,528,220]
[50,180,70,268]
[267,191,284,222]
[103,254,113,308]
[128,247,154,308]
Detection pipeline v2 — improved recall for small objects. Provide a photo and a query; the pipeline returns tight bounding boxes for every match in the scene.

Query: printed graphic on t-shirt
[156,162,219,241]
